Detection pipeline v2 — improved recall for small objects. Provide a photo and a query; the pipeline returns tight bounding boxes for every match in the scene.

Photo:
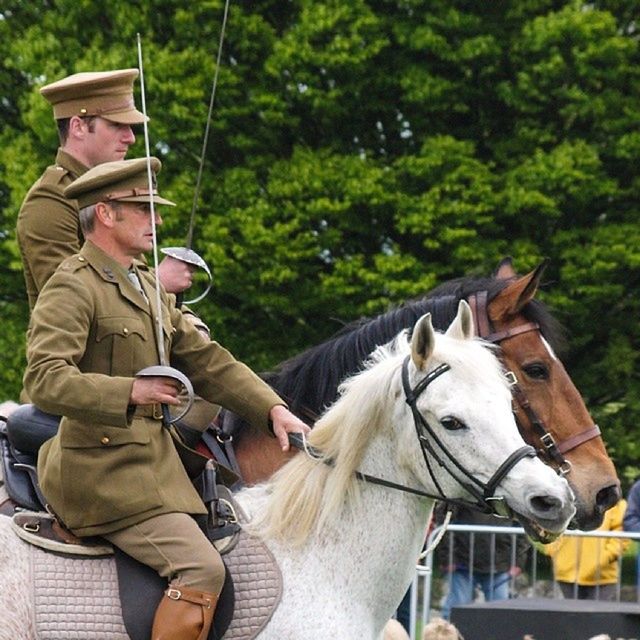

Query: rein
[467,290,601,476]
[290,355,537,517]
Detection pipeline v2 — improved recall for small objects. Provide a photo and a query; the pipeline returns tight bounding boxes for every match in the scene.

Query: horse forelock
[432,335,507,395]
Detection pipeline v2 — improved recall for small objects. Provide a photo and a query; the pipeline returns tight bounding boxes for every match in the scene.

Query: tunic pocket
[59,420,163,527]
[94,316,148,376]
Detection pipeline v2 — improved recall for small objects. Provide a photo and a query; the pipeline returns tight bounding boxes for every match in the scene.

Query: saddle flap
[11,511,114,556]
[114,547,234,640]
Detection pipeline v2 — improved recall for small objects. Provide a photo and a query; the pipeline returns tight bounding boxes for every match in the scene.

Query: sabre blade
[136,32,166,366]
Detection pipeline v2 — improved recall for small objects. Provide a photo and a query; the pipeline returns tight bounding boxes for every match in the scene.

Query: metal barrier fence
[402,524,640,640]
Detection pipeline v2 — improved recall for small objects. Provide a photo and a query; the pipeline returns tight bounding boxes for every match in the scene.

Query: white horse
[0,303,574,639]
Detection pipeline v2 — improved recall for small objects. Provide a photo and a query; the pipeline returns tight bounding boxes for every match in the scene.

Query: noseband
[467,291,602,476]
[401,356,536,516]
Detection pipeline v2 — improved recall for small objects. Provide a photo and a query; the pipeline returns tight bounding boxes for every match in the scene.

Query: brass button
[123,327,129,335]
[78,256,85,262]
[100,436,110,445]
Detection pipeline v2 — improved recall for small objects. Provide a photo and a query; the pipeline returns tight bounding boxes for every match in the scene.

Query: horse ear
[445,300,474,340]
[411,313,435,370]
[495,256,516,280]
[489,259,548,321]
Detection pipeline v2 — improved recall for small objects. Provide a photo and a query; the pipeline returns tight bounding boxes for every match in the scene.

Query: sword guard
[160,246,212,305]
[135,365,194,424]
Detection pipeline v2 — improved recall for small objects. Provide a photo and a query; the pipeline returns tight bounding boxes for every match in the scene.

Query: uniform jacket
[26,241,282,537]
[17,148,87,310]
[543,499,629,585]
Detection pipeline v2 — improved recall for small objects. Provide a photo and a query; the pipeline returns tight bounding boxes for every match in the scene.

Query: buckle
[166,588,182,600]
[558,460,572,476]
[540,432,557,450]
[505,371,518,386]
[152,403,164,420]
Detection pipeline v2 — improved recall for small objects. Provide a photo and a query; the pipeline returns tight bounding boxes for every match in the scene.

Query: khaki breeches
[103,512,225,594]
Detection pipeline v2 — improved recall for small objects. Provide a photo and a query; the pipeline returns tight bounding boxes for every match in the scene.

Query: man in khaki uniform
[25,157,309,639]
[17,68,194,309]
[16,68,216,428]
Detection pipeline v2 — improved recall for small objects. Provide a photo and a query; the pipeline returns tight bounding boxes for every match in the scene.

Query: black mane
[262,273,566,419]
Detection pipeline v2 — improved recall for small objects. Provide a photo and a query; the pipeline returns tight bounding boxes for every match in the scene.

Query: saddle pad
[30,530,282,640]
[30,546,129,639]
[221,529,283,640]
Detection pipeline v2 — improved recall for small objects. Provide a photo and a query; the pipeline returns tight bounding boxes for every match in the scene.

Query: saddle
[0,404,245,516]
[0,405,278,640]
[0,404,58,514]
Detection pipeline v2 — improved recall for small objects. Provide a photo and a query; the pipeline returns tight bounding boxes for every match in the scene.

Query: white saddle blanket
[30,528,282,640]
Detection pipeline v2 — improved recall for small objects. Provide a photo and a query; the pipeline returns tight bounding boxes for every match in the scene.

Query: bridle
[467,290,602,476]
[291,354,537,517]
[400,355,535,516]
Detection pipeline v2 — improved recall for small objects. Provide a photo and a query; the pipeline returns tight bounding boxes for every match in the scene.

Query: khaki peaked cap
[40,69,147,124]
[64,158,176,209]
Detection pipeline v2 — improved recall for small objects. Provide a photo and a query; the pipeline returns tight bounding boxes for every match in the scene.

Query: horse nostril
[595,484,622,513]
[529,494,562,516]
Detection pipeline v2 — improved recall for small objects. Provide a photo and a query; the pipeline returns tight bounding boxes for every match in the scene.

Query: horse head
[484,258,621,530]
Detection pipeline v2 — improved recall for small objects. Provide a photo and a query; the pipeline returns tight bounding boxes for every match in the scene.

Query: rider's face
[82,117,136,166]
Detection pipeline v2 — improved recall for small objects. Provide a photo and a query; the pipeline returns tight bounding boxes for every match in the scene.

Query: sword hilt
[161,246,213,306]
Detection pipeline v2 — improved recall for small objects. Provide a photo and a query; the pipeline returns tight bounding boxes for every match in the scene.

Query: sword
[163,0,231,306]
[135,32,194,424]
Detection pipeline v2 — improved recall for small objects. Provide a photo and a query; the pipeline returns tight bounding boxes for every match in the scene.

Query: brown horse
[224,258,620,530]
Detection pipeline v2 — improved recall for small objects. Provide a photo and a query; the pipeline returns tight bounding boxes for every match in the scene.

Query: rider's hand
[157,255,195,294]
[269,404,311,452]
[130,376,181,406]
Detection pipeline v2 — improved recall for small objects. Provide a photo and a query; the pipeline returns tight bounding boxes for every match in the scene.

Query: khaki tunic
[26,241,282,537]
[17,149,87,310]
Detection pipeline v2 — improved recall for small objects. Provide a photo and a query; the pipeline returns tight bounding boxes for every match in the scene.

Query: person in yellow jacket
[543,499,629,601]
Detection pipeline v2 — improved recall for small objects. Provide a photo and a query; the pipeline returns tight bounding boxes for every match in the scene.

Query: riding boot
[151,584,218,640]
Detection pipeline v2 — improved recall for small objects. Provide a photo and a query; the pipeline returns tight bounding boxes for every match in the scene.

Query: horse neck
[308,424,435,616]
[305,471,433,626]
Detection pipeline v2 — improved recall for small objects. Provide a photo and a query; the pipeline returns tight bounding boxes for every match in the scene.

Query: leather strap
[468,291,491,337]
[484,322,540,344]
[557,424,602,455]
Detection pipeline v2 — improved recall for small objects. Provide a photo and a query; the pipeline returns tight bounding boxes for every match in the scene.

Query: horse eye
[441,416,466,431]
[522,362,550,381]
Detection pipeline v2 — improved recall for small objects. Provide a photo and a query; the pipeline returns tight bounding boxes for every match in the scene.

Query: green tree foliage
[0,0,638,479]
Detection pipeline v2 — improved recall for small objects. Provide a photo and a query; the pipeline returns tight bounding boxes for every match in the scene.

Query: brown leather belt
[132,403,164,420]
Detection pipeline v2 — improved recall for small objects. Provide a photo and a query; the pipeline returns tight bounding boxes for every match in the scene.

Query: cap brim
[116,195,176,207]
[101,109,148,125]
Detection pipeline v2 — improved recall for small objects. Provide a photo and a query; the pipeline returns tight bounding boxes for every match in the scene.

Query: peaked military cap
[64,157,176,208]
[40,69,147,124]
